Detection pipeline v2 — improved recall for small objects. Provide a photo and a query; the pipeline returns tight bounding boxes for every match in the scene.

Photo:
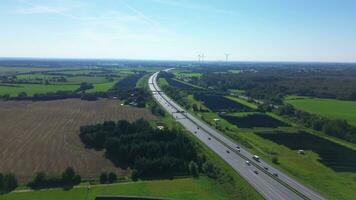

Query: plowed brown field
[0,99,156,183]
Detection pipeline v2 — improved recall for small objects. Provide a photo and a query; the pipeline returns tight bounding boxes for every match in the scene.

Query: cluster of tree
[99,172,117,184]
[77,82,94,92]
[277,105,356,143]
[195,68,356,102]
[79,119,200,179]
[0,173,18,194]
[150,103,165,117]
[27,167,81,190]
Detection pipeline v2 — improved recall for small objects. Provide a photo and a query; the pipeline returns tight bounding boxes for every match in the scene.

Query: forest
[79,119,201,179]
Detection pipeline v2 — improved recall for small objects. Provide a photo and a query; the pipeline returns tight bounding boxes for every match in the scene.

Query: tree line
[277,104,356,143]
[0,173,17,194]
[27,167,81,190]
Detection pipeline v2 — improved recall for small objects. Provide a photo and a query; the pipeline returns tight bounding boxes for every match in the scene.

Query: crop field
[257,131,356,172]
[0,99,156,183]
[285,96,356,125]
[0,84,80,96]
[220,113,290,128]
[193,93,253,112]
[1,177,227,200]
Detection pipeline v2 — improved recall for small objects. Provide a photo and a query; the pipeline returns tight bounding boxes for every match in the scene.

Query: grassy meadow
[1,178,228,200]
[285,96,356,125]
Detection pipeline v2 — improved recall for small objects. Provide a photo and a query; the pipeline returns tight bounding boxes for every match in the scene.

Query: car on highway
[264,166,269,171]
[253,155,260,162]
[226,150,230,154]
[245,160,251,165]
[254,170,259,174]
[273,173,279,177]
[208,137,211,140]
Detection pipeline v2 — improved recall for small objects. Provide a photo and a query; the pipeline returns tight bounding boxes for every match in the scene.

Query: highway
[148,71,325,200]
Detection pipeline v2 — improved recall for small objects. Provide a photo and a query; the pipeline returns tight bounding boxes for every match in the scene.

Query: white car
[245,160,251,165]
[253,155,260,162]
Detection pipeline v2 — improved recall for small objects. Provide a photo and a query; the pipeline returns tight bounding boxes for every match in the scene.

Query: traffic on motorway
[148,71,325,200]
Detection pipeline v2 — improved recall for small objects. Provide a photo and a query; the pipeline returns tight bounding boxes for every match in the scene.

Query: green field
[0,66,133,96]
[1,178,228,200]
[226,96,258,109]
[285,96,356,125]
[0,84,80,96]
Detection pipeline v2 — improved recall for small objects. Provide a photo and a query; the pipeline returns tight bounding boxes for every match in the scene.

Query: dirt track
[0,99,156,183]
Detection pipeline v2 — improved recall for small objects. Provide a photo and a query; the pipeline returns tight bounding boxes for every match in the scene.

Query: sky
[0,0,356,62]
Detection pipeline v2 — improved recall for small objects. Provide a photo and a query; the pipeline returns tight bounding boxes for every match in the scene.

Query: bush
[28,168,81,190]
[0,173,3,191]
[100,172,108,184]
[131,170,139,181]
[108,172,117,183]
[202,161,219,179]
[272,157,279,164]
[0,173,18,193]
[188,161,199,177]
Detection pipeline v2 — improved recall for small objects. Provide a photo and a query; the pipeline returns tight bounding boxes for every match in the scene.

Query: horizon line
[0,56,355,65]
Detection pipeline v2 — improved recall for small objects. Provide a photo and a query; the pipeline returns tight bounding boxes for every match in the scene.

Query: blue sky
[1,0,356,62]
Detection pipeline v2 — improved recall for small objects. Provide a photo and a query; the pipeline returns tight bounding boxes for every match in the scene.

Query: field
[0,84,80,96]
[285,96,356,125]
[0,66,136,97]
[226,96,258,109]
[193,93,253,112]
[220,113,290,128]
[1,177,228,200]
[0,99,156,183]
[257,131,356,172]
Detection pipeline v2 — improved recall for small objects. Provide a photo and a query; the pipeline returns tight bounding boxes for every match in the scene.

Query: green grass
[285,96,356,125]
[1,178,228,200]
[226,96,258,109]
[0,84,79,96]
[87,81,117,93]
[158,78,169,87]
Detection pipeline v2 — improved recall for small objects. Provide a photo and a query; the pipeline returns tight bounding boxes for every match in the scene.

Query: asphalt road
[148,71,325,200]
